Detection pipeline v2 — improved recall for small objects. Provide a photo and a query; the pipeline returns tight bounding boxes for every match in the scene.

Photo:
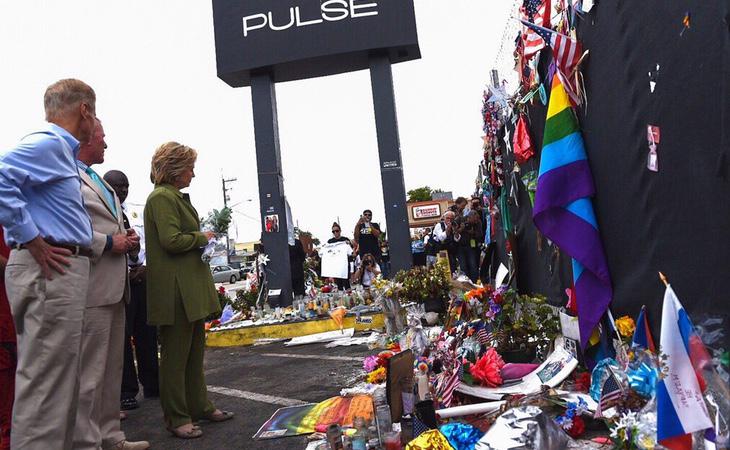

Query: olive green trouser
[158,297,215,428]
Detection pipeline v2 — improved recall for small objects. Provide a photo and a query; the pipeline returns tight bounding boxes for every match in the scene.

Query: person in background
[454,209,483,283]
[454,197,468,216]
[379,237,390,279]
[411,232,426,267]
[354,210,381,264]
[290,237,306,297]
[104,170,160,412]
[74,120,148,450]
[355,253,381,290]
[432,211,457,273]
[0,229,13,450]
[424,226,440,267]
[0,79,97,449]
[145,142,233,439]
[327,222,352,290]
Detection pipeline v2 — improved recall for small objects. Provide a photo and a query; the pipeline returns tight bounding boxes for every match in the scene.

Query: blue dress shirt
[0,123,93,247]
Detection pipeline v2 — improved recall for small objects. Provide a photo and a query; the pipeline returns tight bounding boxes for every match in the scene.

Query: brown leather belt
[17,240,93,258]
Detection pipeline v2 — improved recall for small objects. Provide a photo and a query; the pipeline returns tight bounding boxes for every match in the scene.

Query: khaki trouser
[73,300,126,450]
[5,250,90,450]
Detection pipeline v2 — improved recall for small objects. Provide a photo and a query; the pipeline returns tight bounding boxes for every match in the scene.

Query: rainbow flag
[254,395,374,440]
[533,74,613,349]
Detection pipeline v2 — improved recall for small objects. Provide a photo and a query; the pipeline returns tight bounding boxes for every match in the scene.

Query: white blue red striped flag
[656,284,712,450]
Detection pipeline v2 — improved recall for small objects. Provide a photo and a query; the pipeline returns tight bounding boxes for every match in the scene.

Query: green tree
[407,186,433,202]
[206,207,233,235]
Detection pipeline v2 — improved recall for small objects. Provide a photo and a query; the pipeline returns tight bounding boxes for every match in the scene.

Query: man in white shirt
[432,211,457,272]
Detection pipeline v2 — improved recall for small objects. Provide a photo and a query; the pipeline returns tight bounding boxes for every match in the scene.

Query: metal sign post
[369,53,412,274]
[251,71,293,307]
[212,0,421,305]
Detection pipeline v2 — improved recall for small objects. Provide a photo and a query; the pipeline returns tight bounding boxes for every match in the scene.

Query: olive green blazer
[144,184,220,326]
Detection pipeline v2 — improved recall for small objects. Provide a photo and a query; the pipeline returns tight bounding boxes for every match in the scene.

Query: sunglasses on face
[332,229,341,233]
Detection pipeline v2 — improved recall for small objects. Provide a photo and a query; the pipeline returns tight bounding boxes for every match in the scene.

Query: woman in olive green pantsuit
[145,142,234,439]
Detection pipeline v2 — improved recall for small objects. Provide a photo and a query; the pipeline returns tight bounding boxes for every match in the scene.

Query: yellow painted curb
[206,313,385,347]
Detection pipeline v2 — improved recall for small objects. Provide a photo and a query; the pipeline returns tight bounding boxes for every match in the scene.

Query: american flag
[436,362,462,408]
[520,0,552,59]
[594,368,624,418]
[476,327,494,346]
[520,19,583,104]
[520,20,582,77]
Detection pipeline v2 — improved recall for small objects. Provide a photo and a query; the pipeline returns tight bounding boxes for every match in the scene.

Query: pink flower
[469,348,505,387]
[363,355,380,373]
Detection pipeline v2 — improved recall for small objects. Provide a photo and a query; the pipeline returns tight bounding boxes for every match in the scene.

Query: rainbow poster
[253,395,374,440]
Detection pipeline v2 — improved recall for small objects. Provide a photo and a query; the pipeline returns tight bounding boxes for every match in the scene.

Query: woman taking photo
[145,142,234,439]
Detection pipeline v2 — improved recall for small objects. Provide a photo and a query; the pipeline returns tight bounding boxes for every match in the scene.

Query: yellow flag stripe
[297,397,338,433]
[546,75,571,120]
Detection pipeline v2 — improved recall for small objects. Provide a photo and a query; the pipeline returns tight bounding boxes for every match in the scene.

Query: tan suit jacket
[79,169,130,307]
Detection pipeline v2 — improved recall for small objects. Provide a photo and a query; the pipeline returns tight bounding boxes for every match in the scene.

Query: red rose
[566,416,585,438]
[492,293,503,305]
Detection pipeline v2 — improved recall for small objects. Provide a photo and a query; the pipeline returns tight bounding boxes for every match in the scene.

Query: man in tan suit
[74,119,149,450]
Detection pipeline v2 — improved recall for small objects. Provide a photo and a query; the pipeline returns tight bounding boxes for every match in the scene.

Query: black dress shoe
[121,397,139,410]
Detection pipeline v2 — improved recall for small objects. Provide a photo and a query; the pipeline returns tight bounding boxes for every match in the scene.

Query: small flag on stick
[656,278,712,450]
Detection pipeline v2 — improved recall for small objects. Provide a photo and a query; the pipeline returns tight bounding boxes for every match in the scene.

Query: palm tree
[206,207,233,235]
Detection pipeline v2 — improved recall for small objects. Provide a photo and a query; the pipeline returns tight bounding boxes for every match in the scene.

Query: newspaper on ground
[285,328,355,346]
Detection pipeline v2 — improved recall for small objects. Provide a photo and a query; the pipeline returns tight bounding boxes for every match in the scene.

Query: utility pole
[222,176,237,264]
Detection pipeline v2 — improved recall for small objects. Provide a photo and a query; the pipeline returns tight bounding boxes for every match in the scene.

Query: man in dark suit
[104,170,159,411]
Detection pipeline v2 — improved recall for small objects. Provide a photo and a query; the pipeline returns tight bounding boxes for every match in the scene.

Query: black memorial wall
[493,0,730,343]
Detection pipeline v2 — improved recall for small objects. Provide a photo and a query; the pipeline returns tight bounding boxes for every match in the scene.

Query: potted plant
[392,261,451,313]
[232,284,259,315]
[493,290,560,362]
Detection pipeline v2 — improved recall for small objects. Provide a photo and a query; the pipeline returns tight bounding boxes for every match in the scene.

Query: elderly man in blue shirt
[0,79,99,450]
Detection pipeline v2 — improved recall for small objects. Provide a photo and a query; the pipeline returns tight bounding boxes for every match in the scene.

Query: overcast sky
[0,0,514,244]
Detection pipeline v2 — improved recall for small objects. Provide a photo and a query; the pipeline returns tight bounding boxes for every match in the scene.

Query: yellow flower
[615,316,636,338]
[366,367,387,384]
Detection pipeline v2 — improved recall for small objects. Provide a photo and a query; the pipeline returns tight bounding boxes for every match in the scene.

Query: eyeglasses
[332,229,341,233]
[364,213,372,217]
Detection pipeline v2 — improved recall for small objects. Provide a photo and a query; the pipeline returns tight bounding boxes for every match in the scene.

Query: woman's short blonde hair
[150,142,197,185]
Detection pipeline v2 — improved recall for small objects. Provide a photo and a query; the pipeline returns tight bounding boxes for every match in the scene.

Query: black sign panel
[212,0,420,87]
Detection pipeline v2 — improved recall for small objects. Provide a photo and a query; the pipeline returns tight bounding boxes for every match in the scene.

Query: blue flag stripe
[538,132,587,175]
[566,198,598,228]
[657,380,687,439]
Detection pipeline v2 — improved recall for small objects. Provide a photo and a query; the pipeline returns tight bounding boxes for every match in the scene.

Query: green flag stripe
[543,108,579,147]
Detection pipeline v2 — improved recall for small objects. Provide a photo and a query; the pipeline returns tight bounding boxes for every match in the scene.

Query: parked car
[238,266,252,279]
[211,265,240,284]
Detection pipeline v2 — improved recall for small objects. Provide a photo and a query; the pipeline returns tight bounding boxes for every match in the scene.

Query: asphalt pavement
[121,337,374,449]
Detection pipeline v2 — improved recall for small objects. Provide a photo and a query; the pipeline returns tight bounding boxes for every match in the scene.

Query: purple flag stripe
[533,207,611,283]
[574,269,613,347]
[533,160,595,215]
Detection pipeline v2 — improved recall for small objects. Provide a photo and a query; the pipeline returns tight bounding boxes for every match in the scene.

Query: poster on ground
[253,395,374,440]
